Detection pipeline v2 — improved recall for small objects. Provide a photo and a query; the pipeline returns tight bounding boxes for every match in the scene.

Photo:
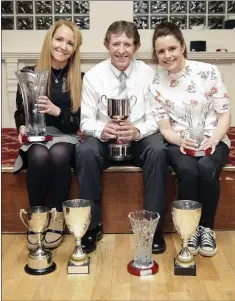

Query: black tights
[168,142,229,229]
[26,143,74,211]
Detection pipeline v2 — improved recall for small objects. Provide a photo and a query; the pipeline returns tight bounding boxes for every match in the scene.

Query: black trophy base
[24,262,56,275]
[174,259,196,276]
[67,257,90,274]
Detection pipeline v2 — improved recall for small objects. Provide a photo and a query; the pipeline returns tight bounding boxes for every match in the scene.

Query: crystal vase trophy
[101,95,137,161]
[184,103,211,157]
[15,69,53,143]
[127,210,160,276]
[172,200,202,276]
[62,199,91,274]
[20,206,57,275]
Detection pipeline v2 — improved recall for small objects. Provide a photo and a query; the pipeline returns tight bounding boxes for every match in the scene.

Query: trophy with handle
[127,210,160,276]
[15,68,53,143]
[101,95,137,161]
[172,200,202,276]
[19,206,57,275]
[184,102,211,157]
[62,199,91,274]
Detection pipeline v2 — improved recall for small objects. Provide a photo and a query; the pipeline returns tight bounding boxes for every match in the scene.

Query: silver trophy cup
[19,206,57,275]
[127,210,160,276]
[172,200,202,276]
[101,95,137,161]
[15,69,52,143]
[62,199,91,274]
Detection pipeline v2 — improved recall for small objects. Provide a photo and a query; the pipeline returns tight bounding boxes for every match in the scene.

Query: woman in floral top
[149,22,231,257]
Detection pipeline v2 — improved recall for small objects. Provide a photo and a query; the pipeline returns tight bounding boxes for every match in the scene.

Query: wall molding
[2,51,235,61]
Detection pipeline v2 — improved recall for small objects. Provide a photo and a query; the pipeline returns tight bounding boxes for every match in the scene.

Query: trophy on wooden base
[62,199,91,274]
[172,200,202,276]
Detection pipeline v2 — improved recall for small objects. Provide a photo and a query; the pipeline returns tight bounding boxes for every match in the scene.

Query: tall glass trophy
[127,210,160,276]
[184,102,211,157]
[15,69,53,143]
[101,95,137,161]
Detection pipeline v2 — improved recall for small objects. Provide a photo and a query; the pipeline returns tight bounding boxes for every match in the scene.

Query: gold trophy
[62,199,91,274]
[19,206,57,275]
[172,200,202,276]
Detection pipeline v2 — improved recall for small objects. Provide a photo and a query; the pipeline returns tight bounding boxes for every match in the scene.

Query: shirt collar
[109,58,133,78]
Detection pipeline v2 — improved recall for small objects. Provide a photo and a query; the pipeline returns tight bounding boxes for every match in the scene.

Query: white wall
[2,1,235,127]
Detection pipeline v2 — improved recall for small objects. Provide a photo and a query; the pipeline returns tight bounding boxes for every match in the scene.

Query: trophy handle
[100,95,107,107]
[129,95,137,109]
[19,209,31,230]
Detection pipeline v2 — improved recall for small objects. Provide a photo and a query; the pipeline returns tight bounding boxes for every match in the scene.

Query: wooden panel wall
[1,171,235,233]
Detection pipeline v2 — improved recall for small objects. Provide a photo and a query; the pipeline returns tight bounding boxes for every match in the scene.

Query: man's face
[105,32,140,71]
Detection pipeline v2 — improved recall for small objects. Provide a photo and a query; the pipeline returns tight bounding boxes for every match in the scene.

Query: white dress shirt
[80,58,158,140]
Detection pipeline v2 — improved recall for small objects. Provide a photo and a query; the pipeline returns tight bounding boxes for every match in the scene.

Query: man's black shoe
[81,224,103,253]
[152,230,166,254]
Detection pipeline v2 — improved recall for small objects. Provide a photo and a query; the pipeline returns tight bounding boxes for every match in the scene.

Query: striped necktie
[118,71,127,97]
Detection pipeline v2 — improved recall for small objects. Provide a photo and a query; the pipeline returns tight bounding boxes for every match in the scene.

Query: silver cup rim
[62,198,91,208]
[172,200,202,210]
[28,206,49,214]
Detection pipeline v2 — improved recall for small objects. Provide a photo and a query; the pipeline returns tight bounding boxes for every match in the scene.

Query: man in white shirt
[75,21,168,254]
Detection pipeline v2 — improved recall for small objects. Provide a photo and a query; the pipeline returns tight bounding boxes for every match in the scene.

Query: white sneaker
[27,231,43,251]
[43,212,65,249]
[199,227,217,257]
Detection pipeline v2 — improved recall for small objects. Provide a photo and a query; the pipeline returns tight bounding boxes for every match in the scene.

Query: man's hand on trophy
[199,136,219,155]
[101,122,121,141]
[37,96,61,117]
[117,121,140,142]
[18,125,27,144]
[178,137,198,155]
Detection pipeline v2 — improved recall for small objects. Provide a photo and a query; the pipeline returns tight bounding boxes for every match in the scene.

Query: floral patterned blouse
[149,59,230,148]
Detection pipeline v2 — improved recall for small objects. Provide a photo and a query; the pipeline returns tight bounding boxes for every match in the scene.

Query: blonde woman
[14,20,83,251]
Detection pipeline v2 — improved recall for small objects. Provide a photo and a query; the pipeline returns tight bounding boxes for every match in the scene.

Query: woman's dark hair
[152,22,187,63]
[104,20,140,47]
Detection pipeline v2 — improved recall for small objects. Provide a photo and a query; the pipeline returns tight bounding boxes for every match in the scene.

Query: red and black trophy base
[22,135,53,143]
[185,148,211,157]
[174,259,196,276]
[127,260,159,276]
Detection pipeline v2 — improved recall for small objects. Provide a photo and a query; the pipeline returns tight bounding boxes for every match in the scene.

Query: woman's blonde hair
[37,19,82,112]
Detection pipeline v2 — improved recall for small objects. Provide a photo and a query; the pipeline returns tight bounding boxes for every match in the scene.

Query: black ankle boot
[152,229,166,254]
[81,224,103,253]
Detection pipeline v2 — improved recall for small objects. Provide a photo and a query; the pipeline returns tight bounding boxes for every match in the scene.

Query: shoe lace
[188,226,202,244]
[201,228,215,246]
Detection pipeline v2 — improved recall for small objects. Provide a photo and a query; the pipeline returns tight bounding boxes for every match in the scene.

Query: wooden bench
[2,164,235,234]
[2,127,235,233]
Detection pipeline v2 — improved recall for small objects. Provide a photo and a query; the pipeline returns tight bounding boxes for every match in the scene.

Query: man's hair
[104,20,140,46]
